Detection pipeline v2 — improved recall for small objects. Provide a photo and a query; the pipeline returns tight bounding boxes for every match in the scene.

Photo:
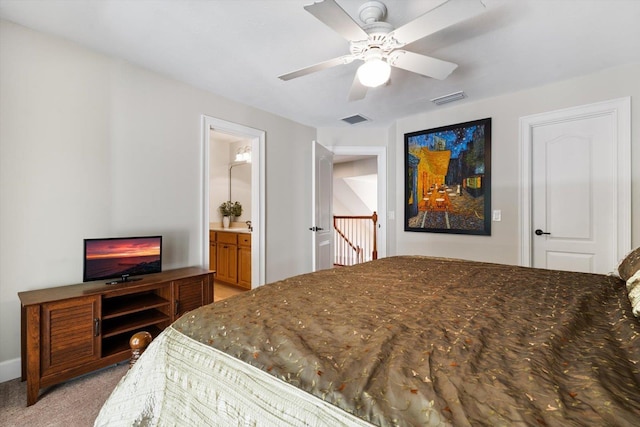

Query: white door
[311,141,333,271]
[524,98,631,274]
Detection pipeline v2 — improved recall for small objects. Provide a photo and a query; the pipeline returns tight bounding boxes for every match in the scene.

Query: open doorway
[210,131,252,228]
[201,115,265,289]
[331,146,387,261]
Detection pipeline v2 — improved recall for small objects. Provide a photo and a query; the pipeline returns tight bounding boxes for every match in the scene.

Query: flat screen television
[83,236,162,283]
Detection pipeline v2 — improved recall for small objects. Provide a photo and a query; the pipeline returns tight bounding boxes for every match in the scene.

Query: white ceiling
[1,0,639,128]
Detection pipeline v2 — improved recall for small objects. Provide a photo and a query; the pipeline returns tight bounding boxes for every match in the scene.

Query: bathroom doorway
[210,130,252,228]
[201,115,265,288]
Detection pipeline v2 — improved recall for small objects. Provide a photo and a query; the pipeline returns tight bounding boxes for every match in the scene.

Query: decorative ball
[129,331,152,350]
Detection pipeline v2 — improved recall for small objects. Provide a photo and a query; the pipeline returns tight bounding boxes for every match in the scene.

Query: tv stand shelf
[101,310,170,338]
[102,293,169,319]
[18,266,214,406]
[102,325,163,358]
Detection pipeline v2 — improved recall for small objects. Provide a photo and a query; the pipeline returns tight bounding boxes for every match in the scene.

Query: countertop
[210,227,251,234]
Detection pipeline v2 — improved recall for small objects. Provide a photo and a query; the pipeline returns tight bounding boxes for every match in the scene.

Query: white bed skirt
[94,326,376,427]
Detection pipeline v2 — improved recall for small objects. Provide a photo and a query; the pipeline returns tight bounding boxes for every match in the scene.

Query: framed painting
[404,118,491,235]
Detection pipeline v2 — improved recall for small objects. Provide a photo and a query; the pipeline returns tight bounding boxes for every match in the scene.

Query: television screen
[83,236,162,282]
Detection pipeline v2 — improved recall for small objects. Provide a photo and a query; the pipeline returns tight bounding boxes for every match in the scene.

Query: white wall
[209,133,231,223]
[0,20,315,380]
[333,158,377,216]
[320,63,640,265]
[334,158,377,179]
[393,63,640,264]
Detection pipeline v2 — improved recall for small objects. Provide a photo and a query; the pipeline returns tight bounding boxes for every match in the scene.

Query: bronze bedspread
[174,256,640,426]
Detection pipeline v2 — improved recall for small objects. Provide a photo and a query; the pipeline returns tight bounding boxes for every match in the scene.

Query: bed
[94,254,640,426]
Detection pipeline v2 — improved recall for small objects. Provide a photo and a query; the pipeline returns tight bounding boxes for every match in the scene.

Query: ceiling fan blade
[389,0,486,46]
[348,74,368,101]
[304,0,369,41]
[388,50,457,80]
[279,55,354,81]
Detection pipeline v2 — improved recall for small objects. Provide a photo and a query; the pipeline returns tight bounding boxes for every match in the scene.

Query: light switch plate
[492,210,501,221]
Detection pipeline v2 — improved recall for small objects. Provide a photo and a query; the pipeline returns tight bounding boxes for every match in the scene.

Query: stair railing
[333,211,378,266]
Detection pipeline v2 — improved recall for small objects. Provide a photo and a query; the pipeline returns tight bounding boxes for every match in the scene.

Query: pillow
[618,246,640,281]
[626,270,640,318]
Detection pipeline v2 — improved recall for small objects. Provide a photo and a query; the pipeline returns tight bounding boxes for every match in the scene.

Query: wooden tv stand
[18,267,214,406]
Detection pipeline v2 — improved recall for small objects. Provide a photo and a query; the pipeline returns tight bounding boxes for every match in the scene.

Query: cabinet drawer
[217,232,237,244]
[209,231,216,241]
[238,234,251,247]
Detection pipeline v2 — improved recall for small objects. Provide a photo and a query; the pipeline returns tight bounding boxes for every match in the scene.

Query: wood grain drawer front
[217,232,237,244]
[238,234,251,247]
[41,296,100,376]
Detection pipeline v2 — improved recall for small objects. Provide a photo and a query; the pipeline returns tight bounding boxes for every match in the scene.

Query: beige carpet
[0,363,128,427]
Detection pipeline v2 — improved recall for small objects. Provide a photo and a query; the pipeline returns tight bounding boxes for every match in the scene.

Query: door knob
[534,229,550,236]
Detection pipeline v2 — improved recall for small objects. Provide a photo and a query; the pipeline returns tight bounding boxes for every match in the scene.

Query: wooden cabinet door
[237,246,251,289]
[174,275,211,319]
[209,241,217,272]
[41,296,100,377]
[237,234,251,289]
[209,231,216,271]
[217,243,237,284]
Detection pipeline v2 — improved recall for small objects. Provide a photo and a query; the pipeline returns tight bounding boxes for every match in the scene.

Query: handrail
[333,212,378,266]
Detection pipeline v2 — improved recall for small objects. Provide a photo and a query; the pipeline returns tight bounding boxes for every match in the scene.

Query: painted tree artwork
[404,118,491,235]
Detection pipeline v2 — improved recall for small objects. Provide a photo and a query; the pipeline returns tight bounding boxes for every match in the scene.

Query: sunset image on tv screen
[84,237,161,281]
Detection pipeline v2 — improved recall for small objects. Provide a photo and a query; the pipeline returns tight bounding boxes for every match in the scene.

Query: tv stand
[18,267,214,406]
[106,275,142,285]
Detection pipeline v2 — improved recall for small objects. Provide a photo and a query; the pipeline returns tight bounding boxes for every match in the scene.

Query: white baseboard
[0,357,21,383]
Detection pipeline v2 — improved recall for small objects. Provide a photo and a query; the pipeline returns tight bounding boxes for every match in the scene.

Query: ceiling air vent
[341,114,370,125]
[430,91,466,106]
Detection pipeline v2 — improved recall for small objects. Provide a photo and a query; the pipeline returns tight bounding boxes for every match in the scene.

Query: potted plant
[230,201,242,218]
[219,201,242,228]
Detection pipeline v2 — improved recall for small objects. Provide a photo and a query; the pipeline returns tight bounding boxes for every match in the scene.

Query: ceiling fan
[278,0,486,101]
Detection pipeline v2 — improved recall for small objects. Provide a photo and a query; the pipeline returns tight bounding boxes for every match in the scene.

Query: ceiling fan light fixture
[357,57,391,88]
[282,0,485,99]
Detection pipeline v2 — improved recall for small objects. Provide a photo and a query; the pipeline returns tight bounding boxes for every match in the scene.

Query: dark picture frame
[404,118,491,235]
